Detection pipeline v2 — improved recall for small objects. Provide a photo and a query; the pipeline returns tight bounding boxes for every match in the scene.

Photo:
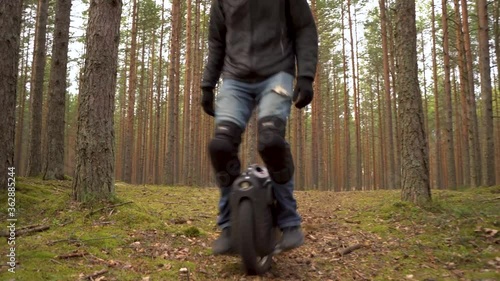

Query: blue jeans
[214,71,302,229]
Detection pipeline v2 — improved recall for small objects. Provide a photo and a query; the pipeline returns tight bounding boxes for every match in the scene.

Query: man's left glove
[201,87,215,117]
[293,77,314,109]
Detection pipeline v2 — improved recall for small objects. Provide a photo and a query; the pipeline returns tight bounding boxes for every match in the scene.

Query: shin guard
[257,116,294,184]
[208,121,243,187]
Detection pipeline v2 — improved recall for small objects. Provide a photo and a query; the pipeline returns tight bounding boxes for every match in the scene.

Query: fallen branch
[18,225,50,236]
[87,201,133,217]
[82,269,108,280]
[20,224,43,230]
[0,225,50,237]
[47,235,118,246]
[337,244,363,256]
[344,218,361,224]
[47,238,79,245]
[482,196,500,202]
[57,251,87,259]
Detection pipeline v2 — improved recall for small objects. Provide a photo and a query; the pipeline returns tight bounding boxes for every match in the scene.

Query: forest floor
[0,178,499,281]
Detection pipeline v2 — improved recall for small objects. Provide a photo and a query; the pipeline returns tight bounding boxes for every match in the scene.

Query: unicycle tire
[238,199,273,275]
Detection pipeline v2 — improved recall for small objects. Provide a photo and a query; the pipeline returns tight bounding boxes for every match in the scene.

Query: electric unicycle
[229,164,278,275]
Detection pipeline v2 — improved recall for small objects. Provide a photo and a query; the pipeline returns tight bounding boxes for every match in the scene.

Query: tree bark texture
[395,0,431,205]
[441,0,457,189]
[27,0,49,177]
[44,0,72,180]
[0,0,23,189]
[477,0,495,186]
[72,0,122,202]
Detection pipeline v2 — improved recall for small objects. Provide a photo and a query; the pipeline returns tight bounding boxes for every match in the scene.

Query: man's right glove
[201,87,215,117]
[293,76,314,109]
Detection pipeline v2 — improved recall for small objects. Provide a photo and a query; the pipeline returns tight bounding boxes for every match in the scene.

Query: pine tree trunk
[431,0,442,189]
[453,0,471,186]
[0,0,23,189]
[116,34,128,181]
[379,0,395,189]
[297,111,305,189]
[193,0,203,185]
[395,0,431,205]
[494,0,500,184]
[452,69,464,186]
[27,0,49,177]
[182,0,192,185]
[173,9,182,185]
[377,74,385,189]
[154,0,166,184]
[477,0,495,186]
[44,0,71,180]
[460,0,481,187]
[165,0,181,185]
[292,108,300,188]
[123,0,138,183]
[441,0,457,189]
[72,0,122,202]
[333,71,342,191]
[386,9,401,189]
[326,74,335,189]
[421,30,432,188]
[370,76,378,190]
[15,13,33,176]
[496,85,500,185]
[347,0,361,190]
[65,94,77,176]
[495,0,500,101]
[146,33,155,184]
[134,37,146,184]
[341,2,351,191]
[310,0,321,189]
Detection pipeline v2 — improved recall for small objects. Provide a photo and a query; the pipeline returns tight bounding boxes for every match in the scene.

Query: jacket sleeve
[201,0,226,89]
[289,0,318,80]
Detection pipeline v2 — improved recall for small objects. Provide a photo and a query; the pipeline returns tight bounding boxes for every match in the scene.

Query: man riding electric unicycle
[201,0,318,274]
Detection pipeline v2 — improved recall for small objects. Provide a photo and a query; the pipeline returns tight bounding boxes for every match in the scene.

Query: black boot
[275,226,304,253]
[212,228,232,255]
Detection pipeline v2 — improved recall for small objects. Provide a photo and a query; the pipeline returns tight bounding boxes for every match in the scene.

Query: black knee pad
[257,116,294,184]
[208,121,243,187]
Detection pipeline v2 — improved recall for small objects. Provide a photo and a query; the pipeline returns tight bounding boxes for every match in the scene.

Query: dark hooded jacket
[201,0,318,89]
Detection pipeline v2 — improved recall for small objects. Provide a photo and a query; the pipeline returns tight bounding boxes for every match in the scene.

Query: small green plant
[183,226,201,237]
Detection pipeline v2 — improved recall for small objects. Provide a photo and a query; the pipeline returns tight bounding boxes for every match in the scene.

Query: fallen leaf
[483,228,498,237]
[130,241,141,247]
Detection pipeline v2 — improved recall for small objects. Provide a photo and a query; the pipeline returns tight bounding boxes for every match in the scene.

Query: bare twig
[82,269,108,280]
[337,244,363,256]
[50,258,63,265]
[87,201,133,217]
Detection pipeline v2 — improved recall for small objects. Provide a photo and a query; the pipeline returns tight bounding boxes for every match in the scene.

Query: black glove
[201,87,215,117]
[293,76,314,109]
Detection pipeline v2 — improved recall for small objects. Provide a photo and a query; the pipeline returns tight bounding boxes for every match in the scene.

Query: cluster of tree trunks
[2,0,499,205]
